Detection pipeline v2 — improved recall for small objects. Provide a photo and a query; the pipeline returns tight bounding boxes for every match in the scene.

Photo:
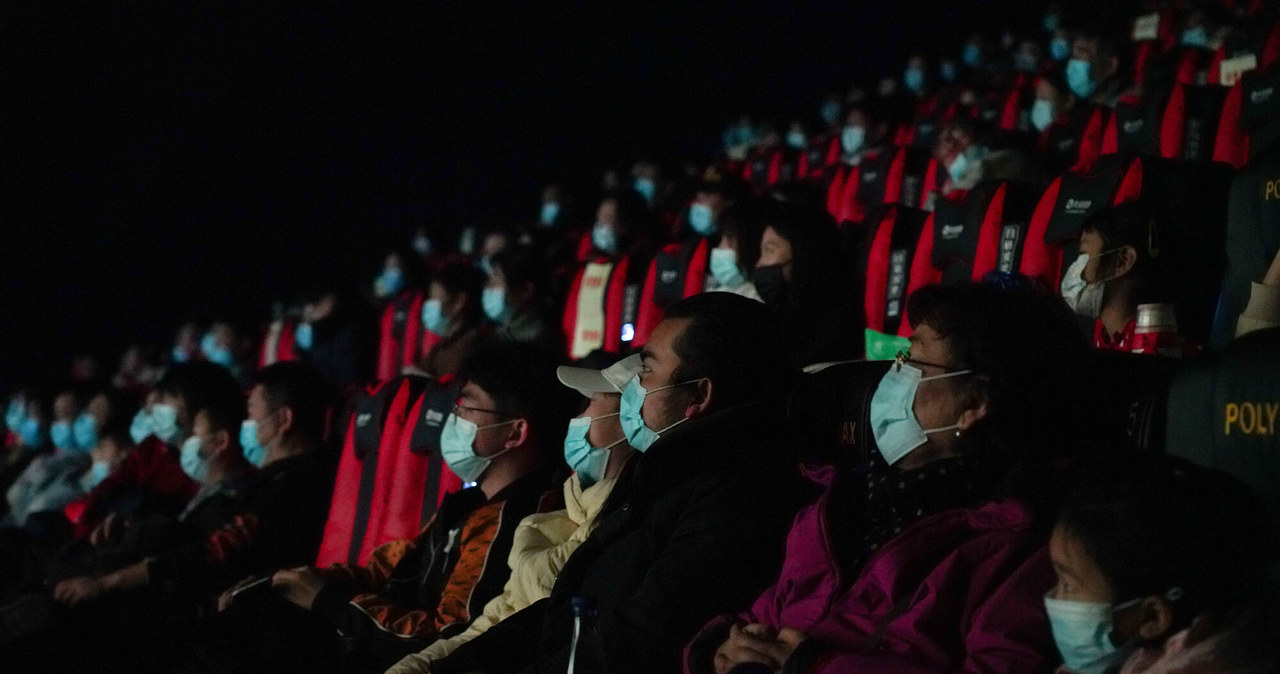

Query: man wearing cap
[432,293,812,674]
[388,352,640,674]
[198,342,568,674]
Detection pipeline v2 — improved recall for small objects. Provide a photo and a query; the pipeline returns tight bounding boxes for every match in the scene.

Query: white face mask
[868,356,972,465]
[1060,249,1122,319]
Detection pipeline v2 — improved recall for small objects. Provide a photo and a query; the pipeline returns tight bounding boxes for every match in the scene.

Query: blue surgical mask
[439,413,514,483]
[962,43,982,68]
[129,408,153,444]
[477,255,494,276]
[85,460,112,489]
[1181,27,1208,48]
[1043,595,1125,674]
[947,151,970,183]
[1031,99,1056,131]
[201,333,233,368]
[422,299,451,335]
[5,399,25,430]
[180,435,209,482]
[483,287,511,324]
[19,418,41,448]
[633,177,657,204]
[73,413,98,452]
[294,322,314,351]
[1067,58,1096,98]
[592,222,618,255]
[786,130,807,150]
[618,376,698,452]
[841,125,866,155]
[1050,37,1071,61]
[412,234,433,255]
[709,248,747,289]
[939,61,958,83]
[821,100,841,126]
[540,201,560,227]
[869,361,972,465]
[50,421,74,451]
[150,403,180,444]
[240,420,266,467]
[1043,13,1061,32]
[688,203,717,237]
[375,267,405,298]
[903,67,925,94]
[563,414,623,489]
[171,345,190,364]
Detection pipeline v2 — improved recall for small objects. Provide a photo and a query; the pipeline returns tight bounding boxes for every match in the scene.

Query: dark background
[1,1,1126,390]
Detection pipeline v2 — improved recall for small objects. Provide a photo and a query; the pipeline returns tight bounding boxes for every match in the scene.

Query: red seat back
[371,375,466,547]
[257,318,299,368]
[562,256,632,359]
[632,239,711,346]
[376,291,425,382]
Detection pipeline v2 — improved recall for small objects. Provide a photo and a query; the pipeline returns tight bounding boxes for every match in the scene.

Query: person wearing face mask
[1049,27,1073,63]
[387,352,641,674]
[46,364,333,670]
[43,401,251,606]
[431,293,810,674]
[488,245,563,353]
[297,288,377,395]
[1046,456,1279,674]
[935,117,1045,195]
[1066,31,1127,108]
[1059,204,1164,352]
[753,200,859,367]
[412,261,488,378]
[688,281,1092,674]
[903,54,929,97]
[171,322,202,366]
[197,345,566,674]
[709,202,766,302]
[686,167,744,242]
[71,362,243,542]
[1032,72,1104,175]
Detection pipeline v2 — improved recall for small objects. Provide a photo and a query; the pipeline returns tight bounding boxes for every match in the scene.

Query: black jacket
[435,400,814,674]
[148,451,333,592]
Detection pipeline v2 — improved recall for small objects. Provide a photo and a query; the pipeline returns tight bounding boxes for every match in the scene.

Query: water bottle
[566,596,608,674]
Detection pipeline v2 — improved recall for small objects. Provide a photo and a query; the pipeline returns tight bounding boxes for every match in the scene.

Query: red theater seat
[862,205,931,338]
[315,376,423,567]
[376,291,426,382]
[1019,156,1143,292]
[562,255,633,359]
[257,317,299,368]
[632,238,711,346]
[1159,83,1230,162]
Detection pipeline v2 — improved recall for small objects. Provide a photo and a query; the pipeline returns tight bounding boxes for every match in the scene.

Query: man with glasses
[199,343,570,674]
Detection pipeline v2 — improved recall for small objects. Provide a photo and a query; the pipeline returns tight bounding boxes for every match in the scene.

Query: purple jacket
[684,493,1057,673]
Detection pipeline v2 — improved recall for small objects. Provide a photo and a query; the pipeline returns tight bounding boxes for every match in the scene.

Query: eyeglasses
[892,350,957,373]
[452,403,514,419]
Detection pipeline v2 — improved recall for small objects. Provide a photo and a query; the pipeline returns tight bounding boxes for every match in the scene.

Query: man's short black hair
[459,342,576,463]
[661,292,792,409]
[433,260,486,323]
[195,392,246,450]
[155,362,244,429]
[253,361,329,443]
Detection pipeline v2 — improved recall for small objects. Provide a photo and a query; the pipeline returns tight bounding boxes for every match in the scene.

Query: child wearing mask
[1047,456,1279,674]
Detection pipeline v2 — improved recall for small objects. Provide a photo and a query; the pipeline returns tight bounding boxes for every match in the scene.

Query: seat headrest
[409,376,465,456]
[1165,327,1280,521]
[789,361,890,471]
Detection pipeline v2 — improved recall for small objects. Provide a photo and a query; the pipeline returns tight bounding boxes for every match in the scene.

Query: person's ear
[956,382,989,432]
[208,429,231,458]
[683,379,714,420]
[503,418,529,450]
[1134,596,1175,641]
[277,407,295,437]
[1115,245,1139,277]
